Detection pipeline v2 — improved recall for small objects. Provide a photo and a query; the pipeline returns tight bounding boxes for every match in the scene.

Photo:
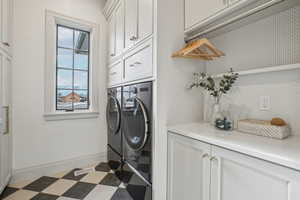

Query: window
[45,11,100,120]
[56,25,90,111]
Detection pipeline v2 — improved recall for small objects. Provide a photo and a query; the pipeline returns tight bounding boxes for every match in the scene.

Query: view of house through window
[56,25,90,111]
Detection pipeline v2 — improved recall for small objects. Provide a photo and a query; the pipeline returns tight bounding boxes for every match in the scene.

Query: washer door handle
[132,97,149,151]
[106,96,121,134]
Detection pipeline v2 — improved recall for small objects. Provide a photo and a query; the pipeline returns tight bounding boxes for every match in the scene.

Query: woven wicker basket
[237,119,291,140]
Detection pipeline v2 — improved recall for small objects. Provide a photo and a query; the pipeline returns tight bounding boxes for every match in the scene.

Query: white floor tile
[43,179,77,195]
[3,190,38,200]
[80,171,107,184]
[119,182,126,189]
[83,185,117,200]
[57,197,78,200]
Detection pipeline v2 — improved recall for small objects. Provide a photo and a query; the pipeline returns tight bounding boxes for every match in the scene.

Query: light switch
[260,96,270,111]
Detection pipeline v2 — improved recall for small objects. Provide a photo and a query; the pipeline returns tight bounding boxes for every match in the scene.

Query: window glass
[74,71,88,90]
[74,51,89,70]
[57,48,73,69]
[57,90,73,110]
[57,69,73,89]
[56,25,90,111]
[58,26,73,48]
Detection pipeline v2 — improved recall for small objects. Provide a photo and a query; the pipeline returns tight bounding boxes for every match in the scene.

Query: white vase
[210,97,223,125]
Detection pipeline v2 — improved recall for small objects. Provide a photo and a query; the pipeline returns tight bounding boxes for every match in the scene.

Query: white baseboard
[11,152,107,184]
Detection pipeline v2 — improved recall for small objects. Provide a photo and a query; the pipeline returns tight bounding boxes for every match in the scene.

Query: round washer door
[106,96,121,134]
[123,97,149,151]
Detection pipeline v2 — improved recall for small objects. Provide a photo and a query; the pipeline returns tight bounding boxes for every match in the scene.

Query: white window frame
[44,10,100,121]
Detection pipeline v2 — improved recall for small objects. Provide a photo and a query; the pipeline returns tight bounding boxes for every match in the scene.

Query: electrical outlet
[260,96,270,111]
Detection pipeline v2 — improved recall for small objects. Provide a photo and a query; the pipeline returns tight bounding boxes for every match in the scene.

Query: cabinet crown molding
[103,0,120,19]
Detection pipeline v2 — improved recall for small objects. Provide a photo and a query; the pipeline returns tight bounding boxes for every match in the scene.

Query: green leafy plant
[190,68,239,101]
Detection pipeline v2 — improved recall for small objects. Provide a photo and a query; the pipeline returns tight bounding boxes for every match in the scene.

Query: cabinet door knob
[110,53,115,57]
[130,36,138,41]
[202,153,209,158]
[3,106,9,135]
[2,42,10,47]
[210,156,218,162]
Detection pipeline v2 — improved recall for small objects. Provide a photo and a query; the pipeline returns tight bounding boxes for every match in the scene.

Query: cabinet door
[0,54,12,193]
[210,146,300,200]
[125,0,138,49]
[228,0,241,5]
[115,1,124,57]
[108,60,123,87]
[137,0,153,42]
[0,0,12,52]
[108,14,116,59]
[185,0,228,30]
[167,133,211,200]
[124,40,152,82]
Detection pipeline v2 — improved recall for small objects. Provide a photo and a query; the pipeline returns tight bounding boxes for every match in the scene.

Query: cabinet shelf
[213,63,300,78]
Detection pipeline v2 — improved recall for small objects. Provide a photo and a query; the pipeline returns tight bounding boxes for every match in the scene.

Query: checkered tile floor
[0,163,134,200]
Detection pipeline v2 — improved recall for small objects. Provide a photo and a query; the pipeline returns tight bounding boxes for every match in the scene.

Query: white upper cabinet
[185,0,228,30]
[125,0,153,50]
[108,1,125,61]
[105,0,154,83]
[228,0,241,5]
[108,14,116,58]
[0,0,12,55]
[115,1,125,57]
[137,0,153,43]
[184,0,300,37]
[124,39,153,82]
[108,60,123,87]
[125,0,138,49]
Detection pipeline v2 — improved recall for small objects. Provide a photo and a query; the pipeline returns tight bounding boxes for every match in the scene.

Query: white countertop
[168,122,300,172]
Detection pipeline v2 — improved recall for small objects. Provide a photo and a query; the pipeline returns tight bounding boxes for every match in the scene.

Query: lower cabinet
[0,53,12,194]
[168,132,300,200]
[168,133,211,200]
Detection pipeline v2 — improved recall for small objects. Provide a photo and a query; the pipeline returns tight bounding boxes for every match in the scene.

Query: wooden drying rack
[172,38,225,61]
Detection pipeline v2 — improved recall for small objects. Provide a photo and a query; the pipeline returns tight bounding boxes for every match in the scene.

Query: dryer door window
[106,96,121,134]
[123,97,149,151]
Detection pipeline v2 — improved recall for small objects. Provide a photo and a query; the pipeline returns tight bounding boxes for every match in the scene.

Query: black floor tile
[108,160,121,171]
[115,170,134,183]
[111,188,133,200]
[62,169,87,181]
[62,182,96,199]
[31,193,59,200]
[127,184,148,200]
[23,177,58,192]
[95,162,110,172]
[99,173,121,187]
[0,187,19,199]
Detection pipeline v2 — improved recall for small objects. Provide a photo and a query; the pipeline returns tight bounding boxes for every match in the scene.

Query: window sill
[44,111,99,121]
